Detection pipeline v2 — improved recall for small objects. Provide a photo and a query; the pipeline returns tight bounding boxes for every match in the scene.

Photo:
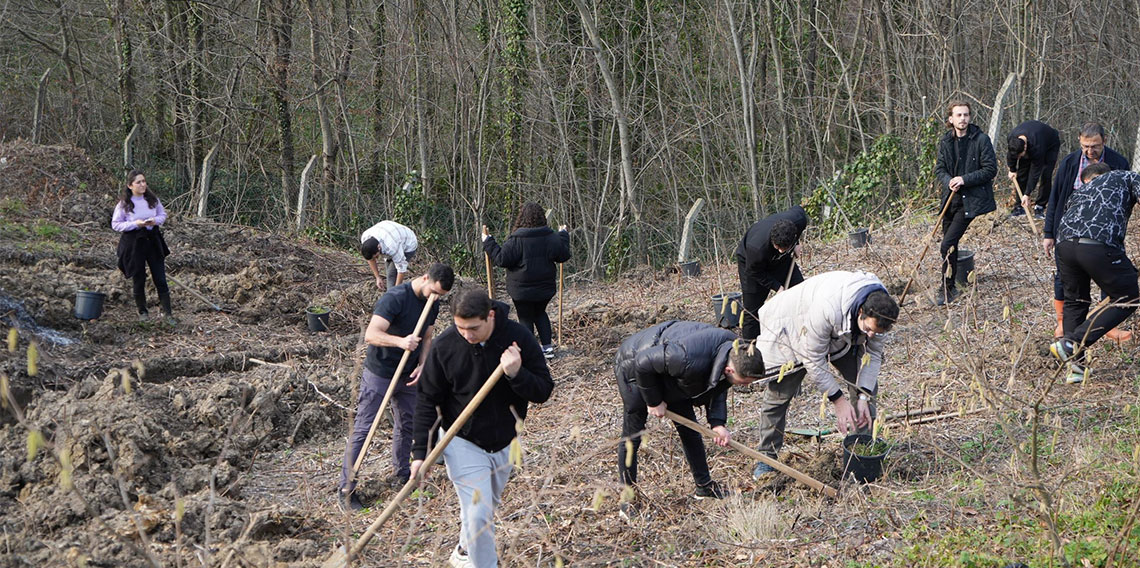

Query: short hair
[427,263,456,291]
[360,237,380,260]
[1079,122,1106,140]
[1081,162,1111,182]
[770,220,799,250]
[1006,135,1027,168]
[514,202,547,230]
[453,288,492,319]
[860,290,899,331]
[944,100,971,128]
[729,341,765,379]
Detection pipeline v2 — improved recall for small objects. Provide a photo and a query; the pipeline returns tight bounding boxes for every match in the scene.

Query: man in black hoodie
[410,288,553,568]
[615,321,766,505]
[1006,119,1060,219]
[735,205,809,340]
[933,100,997,305]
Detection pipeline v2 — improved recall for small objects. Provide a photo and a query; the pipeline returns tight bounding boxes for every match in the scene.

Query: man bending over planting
[615,321,766,511]
[752,271,898,478]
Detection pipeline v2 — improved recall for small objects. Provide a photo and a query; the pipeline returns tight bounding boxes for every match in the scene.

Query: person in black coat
[1042,122,1133,341]
[735,205,809,340]
[615,321,766,502]
[483,202,571,357]
[933,101,997,305]
[1006,120,1060,218]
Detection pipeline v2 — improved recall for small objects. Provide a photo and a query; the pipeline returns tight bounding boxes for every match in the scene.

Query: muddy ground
[2,141,1139,567]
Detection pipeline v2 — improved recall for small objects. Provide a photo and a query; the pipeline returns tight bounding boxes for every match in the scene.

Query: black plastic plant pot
[306,307,330,332]
[74,291,106,320]
[841,433,890,483]
[678,260,701,277]
[849,228,871,248]
[955,249,975,287]
[710,292,743,329]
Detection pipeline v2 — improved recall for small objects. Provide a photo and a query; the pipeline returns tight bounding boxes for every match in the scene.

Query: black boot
[159,292,175,322]
[134,293,149,319]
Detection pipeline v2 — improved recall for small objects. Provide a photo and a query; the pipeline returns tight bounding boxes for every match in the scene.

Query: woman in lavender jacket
[112,170,172,320]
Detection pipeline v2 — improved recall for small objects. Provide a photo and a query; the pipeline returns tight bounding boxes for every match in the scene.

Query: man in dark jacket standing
[1050,163,1140,384]
[1042,122,1132,341]
[410,289,553,568]
[735,205,809,340]
[933,101,997,305]
[615,321,766,503]
[1006,120,1060,219]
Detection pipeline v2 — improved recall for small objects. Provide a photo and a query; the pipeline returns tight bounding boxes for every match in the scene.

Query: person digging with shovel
[751,271,898,479]
[614,321,767,517]
[337,263,455,511]
[410,288,554,568]
[735,205,809,340]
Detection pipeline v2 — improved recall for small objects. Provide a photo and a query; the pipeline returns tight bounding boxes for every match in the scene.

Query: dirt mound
[0,140,118,224]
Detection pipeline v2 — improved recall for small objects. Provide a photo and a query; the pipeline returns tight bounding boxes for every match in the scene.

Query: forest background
[3,0,1140,275]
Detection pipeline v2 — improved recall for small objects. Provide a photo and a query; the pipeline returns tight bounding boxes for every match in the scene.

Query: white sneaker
[542,345,556,359]
[449,545,473,568]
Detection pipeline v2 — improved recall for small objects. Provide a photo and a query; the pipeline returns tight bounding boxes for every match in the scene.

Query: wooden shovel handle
[663,410,838,498]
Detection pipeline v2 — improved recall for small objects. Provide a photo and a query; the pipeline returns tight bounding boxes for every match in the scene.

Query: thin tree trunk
[306,0,338,221]
[725,0,760,216]
[268,0,296,215]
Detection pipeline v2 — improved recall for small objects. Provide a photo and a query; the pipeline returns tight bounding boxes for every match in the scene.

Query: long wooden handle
[1011,177,1041,236]
[663,410,838,498]
[350,293,439,478]
[898,193,956,307]
[558,263,564,346]
[349,364,507,559]
[485,252,494,298]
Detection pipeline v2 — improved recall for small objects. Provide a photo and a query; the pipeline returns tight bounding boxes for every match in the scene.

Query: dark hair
[1081,162,1111,182]
[514,202,547,230]
[427,263,456,291]
[1006,135,1027,169]
[1079,122,1106,140]
[453,288,492,319]
[770,220,799,250]
[860,290,899,331]
[944,101,971,128]
[360,237,380,260]
[729,340,765,379]
[120,169,158,214]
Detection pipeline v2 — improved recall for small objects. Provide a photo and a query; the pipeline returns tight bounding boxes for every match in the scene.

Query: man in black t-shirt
[338,262,454,511]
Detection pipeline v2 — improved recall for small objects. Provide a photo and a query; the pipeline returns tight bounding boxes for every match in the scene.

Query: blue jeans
[339,368,417,491]
[442,435,512,568]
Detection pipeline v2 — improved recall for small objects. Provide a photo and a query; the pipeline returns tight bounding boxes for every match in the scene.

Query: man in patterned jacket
[1050,163,1140,383]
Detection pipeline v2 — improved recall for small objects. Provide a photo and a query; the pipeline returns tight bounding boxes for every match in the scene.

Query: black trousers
[940,198,973,289]
[1014,152,1058,209]
[513,299,553,346]
[737,261,803,341]
[132,238,169,312]
[1055,240,1139,347]
[617,375,710,487]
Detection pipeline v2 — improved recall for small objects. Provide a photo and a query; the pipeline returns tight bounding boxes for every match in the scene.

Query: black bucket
[306,308,330,332]
[710,292,743,329]
[678,260,701,277]
[74,291,106,320]
[841,433,890,483]
[849,228,871,248]
[955,249,975,287]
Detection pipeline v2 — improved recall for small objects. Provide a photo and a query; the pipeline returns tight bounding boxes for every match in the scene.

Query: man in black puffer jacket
[933,100,997,305]
[410,289,554,568]
[615,321,765,503]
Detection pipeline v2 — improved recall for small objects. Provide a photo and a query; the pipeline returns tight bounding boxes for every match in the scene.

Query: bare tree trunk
[412,0,430,196]
[762,0,792,207]
[724,0,760,216]
[306,0,339,221]
[268,0,297,215]
[108,0,136,136]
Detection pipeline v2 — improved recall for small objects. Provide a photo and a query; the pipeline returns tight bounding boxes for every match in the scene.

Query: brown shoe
[1104,327,1133,344]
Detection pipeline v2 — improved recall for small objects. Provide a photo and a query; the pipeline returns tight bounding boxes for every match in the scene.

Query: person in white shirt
[360,220,418,290]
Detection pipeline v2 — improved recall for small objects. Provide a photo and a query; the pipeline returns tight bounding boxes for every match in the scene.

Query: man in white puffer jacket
[752,271,899,478]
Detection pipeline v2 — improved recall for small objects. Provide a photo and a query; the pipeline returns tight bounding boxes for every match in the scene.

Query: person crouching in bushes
[482,202,571,358]
[615,321,766,513]
[112,170,173,322]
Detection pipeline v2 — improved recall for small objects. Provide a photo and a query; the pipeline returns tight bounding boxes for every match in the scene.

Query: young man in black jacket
[933,100,997,305]
[1050,163,1140,384]
[410,289,554,568]
[1006,119,1060,219]
[615,321,765,504]
[735,205,809,340]
[1041,122,1133,341]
